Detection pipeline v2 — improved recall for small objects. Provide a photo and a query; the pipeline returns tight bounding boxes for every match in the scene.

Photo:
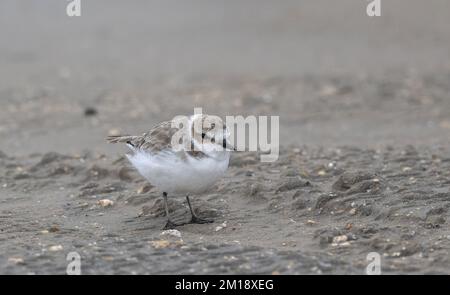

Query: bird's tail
[106,135,137,145]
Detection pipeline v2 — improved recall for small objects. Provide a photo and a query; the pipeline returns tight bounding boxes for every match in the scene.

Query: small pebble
[149,239,183,249]
[160,229,182,238]
[49,226,60,233]
[215,221,227,232]
[48,245,63,252]
[84,107,98,117]
[102,256,114,261]
[306,220,317,226]
[98,199,114,207]
[332,235,348,244]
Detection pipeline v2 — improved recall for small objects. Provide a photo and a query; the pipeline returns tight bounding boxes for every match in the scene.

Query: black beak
[223,138,236,151]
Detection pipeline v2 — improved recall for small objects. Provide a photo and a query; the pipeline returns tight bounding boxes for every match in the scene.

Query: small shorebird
[107,114,234,229]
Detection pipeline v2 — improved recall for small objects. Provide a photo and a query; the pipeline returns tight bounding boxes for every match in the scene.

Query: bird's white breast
[127,150,230,195]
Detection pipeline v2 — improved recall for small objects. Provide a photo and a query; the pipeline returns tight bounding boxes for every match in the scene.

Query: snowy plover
[107,114,235,229]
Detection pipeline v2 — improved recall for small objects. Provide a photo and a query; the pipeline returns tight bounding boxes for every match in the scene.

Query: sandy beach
[1,0,450,274]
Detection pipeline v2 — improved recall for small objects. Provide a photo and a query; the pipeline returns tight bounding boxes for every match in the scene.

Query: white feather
[127,150,230,195]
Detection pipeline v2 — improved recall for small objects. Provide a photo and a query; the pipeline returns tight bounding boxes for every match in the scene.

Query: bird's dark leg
[163,192,184,229]
[186,195,213,224]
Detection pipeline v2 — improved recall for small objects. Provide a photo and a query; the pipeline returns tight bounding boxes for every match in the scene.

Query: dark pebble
[84,107,98,117]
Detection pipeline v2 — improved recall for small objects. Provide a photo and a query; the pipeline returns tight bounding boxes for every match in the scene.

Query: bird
[107,113,235,229]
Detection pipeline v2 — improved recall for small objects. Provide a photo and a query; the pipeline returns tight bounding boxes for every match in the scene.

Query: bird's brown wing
[107,120,209,159]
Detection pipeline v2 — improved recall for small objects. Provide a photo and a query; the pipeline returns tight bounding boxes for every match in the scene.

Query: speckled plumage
[107,114,232,194]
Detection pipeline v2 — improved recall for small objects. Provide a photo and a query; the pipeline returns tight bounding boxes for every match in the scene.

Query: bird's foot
[189,215,214,224]
[163,220,186,230]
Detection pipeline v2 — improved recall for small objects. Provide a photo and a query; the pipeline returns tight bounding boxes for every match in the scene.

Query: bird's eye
[202,133,206,139]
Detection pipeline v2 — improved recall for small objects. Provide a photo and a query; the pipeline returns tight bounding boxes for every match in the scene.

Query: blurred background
[1,0,450,155]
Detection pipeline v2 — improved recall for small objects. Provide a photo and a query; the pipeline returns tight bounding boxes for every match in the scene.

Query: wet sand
[1,1,450,274]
